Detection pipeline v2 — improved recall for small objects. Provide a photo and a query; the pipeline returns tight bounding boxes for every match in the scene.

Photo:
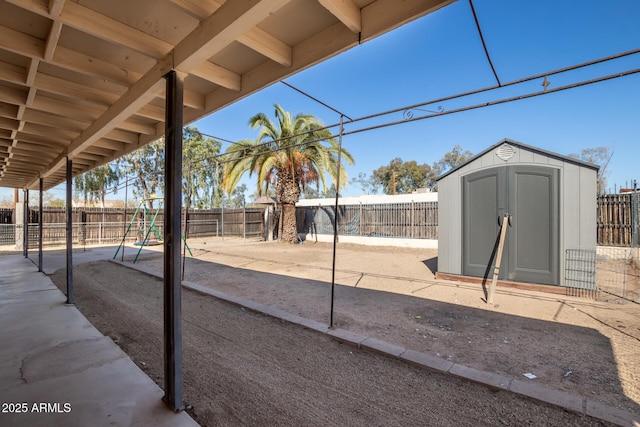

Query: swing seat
[134,239,163,246]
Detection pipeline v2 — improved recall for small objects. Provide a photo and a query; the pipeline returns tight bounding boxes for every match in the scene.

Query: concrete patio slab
[0,255,198,427]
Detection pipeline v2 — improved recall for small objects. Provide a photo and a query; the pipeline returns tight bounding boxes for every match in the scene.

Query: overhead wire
[71,40,640,201]
[344,47,640,126]
[468,0,501,86]
[280,81,353,121]
[343,67,640,137]
[181,49,640,177]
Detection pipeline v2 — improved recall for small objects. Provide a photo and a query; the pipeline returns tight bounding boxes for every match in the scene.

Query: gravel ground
[51,261,614,427]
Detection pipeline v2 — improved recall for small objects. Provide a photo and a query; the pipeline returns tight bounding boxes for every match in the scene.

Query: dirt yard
[48,241,640,425]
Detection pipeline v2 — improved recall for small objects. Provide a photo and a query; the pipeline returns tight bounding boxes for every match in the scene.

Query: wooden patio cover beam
[28,0,293,188]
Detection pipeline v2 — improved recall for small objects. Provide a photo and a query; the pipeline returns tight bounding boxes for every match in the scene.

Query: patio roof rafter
[0,0,455,193]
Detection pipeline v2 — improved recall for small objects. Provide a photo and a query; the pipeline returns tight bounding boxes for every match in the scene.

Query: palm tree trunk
[276,168,301,244]
[280,203,298,243]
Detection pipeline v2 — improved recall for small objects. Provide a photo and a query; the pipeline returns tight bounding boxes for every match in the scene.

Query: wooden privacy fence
[597,193,639,247]
[297,201,439,240]
[0,208,13,224]
[4,193,638,246]
[185,208,264,239]
[0,206,265,247]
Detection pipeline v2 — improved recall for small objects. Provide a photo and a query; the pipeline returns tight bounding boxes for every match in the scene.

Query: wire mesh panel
[25,222,141,248]
[0,224,14,245]
[596,247,640,302]
[565,248,597,292]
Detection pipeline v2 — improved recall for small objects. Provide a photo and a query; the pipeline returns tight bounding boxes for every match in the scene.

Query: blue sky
[4,0,639,201]
[192,0,640,197]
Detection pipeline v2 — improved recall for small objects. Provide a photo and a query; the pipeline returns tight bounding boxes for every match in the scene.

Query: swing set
[113,197,192,263]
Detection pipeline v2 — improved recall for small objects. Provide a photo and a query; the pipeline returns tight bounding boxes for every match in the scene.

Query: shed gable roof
[436,138,600,182]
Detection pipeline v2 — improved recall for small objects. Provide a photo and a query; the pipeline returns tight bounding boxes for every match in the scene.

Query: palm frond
[222,104,355,204]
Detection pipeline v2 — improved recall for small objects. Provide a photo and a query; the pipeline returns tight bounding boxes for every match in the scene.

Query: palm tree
[223,104,354,243]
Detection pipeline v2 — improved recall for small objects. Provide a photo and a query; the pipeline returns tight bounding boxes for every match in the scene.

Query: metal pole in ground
[38,178,43,272]
[66,157,73,304]
[182,207,187,281]
[162,70,184,412]
[23,189,28,258]
[632,182,638,248]
[330,115,344,328]
[182,162,191,281]
[122,178,128,262]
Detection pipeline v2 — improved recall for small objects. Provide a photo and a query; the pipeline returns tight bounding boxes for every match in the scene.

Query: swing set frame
[113,197,192,263]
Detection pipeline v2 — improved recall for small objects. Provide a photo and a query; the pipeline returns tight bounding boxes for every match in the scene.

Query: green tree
[432,144,473,176]
[228,184,248,208]
[110,199,137,209]
[223,104,354,243]
[370,146,473,194]
[43,191,65,207]
[74,162,119,207]
[349,172,381,195]
[0,194,12,208]
[569,147,613,194]
[119,126,222,212]
[372,158,431,195]
[118,140,164,212]
[324,183,338,198]
[182,127,223,209]
[248,186,276,204]
[428,145,474,190]
[301,185,320,199]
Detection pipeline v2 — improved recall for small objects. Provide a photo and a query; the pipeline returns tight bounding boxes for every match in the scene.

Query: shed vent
[496,143,515,161]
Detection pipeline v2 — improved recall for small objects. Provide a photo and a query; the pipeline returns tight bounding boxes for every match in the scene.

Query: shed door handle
[498,214,512,227]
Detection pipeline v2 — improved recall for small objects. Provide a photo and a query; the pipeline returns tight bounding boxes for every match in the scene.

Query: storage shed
[437,139,598,290]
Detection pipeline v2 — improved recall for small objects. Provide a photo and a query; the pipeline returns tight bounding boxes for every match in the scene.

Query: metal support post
[38,178,43,272]
[632,186,639,248]
[23,189,28,257]
[66,157,73,304]
[329,115,344,328]
[163,70,184,412]
[121,178,129,261]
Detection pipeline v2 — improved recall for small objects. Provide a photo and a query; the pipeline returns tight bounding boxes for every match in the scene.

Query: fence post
[263,208,269,241]
[81,211,87,249]
[99,207,104,245]
[410,200,415,238]
[23,190,28,256]
[359,202,362,236]
[632,191,639,248]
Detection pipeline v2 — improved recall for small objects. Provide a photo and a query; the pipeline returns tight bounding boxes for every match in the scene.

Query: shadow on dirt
[49,259,635,427]
[123,253,640,416]
[421,256,438,276]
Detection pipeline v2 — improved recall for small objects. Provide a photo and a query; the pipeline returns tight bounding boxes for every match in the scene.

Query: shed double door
[462,165,559,285]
